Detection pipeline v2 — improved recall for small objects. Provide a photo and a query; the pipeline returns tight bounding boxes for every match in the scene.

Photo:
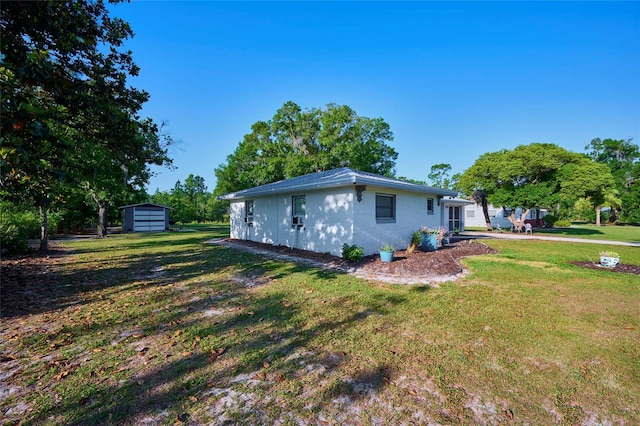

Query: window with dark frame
[292,195,306,217]
[376,193,396,222]
[427,198,434,215]
[245,200,254,224]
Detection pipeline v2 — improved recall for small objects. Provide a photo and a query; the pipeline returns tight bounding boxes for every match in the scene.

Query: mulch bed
[229,238,640,277]
[572,261,640,275]
[226,238,499,276]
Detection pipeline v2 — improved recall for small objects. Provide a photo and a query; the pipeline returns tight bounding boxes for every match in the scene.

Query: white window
[376,193,396,223]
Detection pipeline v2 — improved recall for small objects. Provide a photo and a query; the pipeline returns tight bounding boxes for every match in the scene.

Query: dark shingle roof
[219,167,457,200]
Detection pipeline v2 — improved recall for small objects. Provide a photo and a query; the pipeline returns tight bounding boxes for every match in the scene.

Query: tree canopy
[0,0,172,246]
[459,143,616,228]
[214,101,398,195]
[585,138,640,223]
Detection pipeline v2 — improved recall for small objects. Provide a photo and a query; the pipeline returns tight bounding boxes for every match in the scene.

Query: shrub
[342,244,364,262]
[0,202,40,253]
[554,219,572,227]
[411,230,422,245]
[542,214,557,227]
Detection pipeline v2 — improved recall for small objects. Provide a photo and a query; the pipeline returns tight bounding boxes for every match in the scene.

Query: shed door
[133,207,165,232]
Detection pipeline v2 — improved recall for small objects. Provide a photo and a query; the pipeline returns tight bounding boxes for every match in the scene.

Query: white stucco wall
[229,188,355,256]
[352,187,446,255]
[229,185,453,257]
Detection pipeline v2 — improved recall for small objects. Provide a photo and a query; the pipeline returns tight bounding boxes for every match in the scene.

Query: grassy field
[466,223,640,244]
[1,224,639,425]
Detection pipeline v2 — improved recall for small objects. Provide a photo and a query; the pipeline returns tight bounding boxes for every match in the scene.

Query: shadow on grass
[536,228,604,236]
[5,235,409,424]
[22,270,403,424]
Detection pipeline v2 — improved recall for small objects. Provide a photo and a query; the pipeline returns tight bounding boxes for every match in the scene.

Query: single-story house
[464,203,549,229]
[218,167,459,256]
[119,203,171,232]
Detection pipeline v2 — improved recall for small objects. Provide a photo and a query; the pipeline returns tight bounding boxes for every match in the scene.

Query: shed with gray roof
[119,203,171,232]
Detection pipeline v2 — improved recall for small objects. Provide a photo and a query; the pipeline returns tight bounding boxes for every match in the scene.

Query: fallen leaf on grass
[505,408,514,420]
[208,346,227,362]
[189,395,197,402]
[56,370,70,380]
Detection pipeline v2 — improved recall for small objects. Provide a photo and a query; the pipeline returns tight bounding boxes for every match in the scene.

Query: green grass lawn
[1,224,638,425]
[466,223,640,244]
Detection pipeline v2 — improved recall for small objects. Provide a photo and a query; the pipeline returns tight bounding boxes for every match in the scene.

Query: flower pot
[422,234,438,251]
[600,256,619,268]
[379,250,394,263]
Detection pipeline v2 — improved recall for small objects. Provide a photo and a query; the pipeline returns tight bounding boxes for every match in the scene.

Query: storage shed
[119,203,171,232]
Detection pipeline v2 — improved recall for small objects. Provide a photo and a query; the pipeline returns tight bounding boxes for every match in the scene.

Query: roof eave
[219,179,457,200]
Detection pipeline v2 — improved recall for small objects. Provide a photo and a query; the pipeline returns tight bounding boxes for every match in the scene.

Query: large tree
[585,138,640,223]
[559,161,618,226]
[459,143,616,229]
[214,101,397,194]
[1,0,172,246]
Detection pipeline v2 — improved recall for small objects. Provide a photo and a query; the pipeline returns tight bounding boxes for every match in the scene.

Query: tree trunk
[595,205,601,226]
[506,208,530,232]
[97,199,109,238]
[39,205,48,251]
[481,198,493,231]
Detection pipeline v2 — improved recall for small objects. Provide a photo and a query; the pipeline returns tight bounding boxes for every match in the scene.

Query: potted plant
[420,226,445,251]
[379,243,394,262]
[599,251,620,268]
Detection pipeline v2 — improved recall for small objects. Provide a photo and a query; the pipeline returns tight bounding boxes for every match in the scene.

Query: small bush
[542,214,557,227]
[554,219,572,227]
[0,202,40,253]
[411,230,422,245]
[342,244,364,262]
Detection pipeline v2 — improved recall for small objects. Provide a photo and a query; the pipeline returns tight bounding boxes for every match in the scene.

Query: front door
[448,206,461,231]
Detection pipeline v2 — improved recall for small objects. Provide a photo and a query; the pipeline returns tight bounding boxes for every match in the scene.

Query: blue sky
[109,1,640,193]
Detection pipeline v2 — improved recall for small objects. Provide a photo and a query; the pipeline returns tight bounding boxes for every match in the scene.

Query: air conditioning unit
[292,215,304,226]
